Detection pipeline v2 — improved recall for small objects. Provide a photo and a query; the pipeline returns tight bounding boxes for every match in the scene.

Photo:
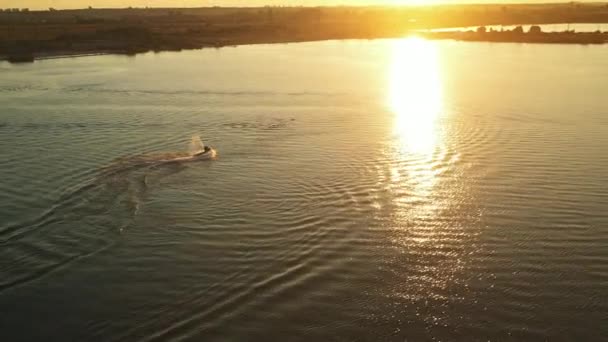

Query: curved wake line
[0,181,101,245]
[0,135,216,293]
[1,137,216,244]
[0,243,116,294]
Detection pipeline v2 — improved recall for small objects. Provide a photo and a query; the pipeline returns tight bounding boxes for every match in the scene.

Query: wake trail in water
[0,135,215,292]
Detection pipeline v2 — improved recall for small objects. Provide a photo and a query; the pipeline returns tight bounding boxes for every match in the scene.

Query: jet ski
[193,145,216,160]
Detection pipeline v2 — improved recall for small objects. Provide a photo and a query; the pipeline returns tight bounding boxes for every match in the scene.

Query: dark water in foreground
[1,39,608,341]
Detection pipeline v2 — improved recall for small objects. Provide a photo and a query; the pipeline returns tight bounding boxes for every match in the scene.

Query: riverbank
[421,28,608,45]
[2,4,608,62]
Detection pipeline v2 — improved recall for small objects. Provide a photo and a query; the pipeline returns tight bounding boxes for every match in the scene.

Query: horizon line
[3,1,608,11]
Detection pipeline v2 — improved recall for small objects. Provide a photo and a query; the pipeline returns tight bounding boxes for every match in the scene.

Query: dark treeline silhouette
[1,3,608,62]
[422,24,608,44]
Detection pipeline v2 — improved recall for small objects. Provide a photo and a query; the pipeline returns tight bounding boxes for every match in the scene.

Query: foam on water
[189,135,205,155]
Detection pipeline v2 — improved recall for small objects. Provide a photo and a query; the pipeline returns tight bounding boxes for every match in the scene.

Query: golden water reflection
[387,37,445,237]
[389,37,443,156]
[385,38,469,305]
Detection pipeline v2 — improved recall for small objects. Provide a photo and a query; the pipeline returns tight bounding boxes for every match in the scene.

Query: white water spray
[189,135,205,155]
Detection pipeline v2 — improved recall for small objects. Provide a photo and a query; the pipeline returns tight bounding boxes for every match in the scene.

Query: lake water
[1,38,608,341]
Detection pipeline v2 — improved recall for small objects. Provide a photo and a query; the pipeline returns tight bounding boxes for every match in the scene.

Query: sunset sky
[0,0,585,10]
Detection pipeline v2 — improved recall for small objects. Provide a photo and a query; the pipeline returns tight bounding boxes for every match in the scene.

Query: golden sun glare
[389,37,443,156]
[388,0,435,6]
[387,37,446,243]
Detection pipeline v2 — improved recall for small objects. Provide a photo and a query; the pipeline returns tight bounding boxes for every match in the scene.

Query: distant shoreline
[2,31,608,64]
[2,4,608,63]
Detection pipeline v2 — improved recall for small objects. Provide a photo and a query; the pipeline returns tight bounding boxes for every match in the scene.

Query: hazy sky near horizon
[0,0,592,10]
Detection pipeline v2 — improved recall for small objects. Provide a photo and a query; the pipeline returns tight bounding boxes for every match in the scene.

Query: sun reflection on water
[384,38,472,309]
[389,37,443,156]
[386,37,445,239]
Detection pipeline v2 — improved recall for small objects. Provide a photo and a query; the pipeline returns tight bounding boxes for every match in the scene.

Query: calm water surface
[1,39,608,341]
